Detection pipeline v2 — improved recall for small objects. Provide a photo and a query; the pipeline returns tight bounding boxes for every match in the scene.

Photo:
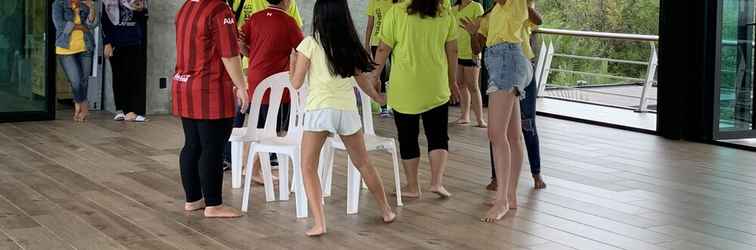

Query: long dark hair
[407,0,441,18]
[312,0,375,78]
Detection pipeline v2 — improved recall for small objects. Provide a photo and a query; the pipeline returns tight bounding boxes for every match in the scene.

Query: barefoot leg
[428,149,452,198]
[184,199,205,211]
[74,102,81,121]
[463,66,486,127]
[341,130,396,223]
[456,66,471,124]
[301,131,329,236]
[79,102,89,122]
[482,90,517,222]
[506,100,524,209]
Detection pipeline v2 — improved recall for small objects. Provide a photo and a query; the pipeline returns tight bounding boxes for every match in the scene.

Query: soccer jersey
[173,0,241,120]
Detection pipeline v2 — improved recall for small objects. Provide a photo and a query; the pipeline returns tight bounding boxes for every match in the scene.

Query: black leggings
[180,118,233,206]
[393,103,449,160]
[110,45,147,116]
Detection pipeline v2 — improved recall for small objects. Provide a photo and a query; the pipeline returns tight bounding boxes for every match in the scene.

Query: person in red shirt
[232,0,303,184]
[173,0,250,218]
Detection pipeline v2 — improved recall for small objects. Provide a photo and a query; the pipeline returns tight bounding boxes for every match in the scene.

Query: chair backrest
[353,80,376,136]
[244,72,304,139]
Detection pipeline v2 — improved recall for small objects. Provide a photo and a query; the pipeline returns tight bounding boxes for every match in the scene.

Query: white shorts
[303,109,362,136]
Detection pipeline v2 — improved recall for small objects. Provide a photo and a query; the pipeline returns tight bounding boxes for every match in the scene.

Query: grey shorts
[484,43,533,99]
[303,109,362,136]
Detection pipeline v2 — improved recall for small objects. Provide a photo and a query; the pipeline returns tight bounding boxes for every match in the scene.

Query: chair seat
[327,134,394,151]
[229,127,264,142]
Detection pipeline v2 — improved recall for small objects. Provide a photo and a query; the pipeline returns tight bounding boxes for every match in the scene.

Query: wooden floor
[2,109,756,250]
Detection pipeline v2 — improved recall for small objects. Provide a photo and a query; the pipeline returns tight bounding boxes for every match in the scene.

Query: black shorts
[393,103,450,159]
[458,59,479,68]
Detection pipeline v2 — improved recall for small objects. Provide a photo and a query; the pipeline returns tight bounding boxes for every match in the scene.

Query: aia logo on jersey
[223,18,234,25]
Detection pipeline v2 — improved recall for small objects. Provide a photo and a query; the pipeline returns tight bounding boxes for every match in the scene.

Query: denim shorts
[484,43,533,98]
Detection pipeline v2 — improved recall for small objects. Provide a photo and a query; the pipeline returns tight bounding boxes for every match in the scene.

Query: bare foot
[481,204,509,223]
[305,224,327,237]
[392,185,420,198]
[429,186,452,198]
[74,103,81,122]
[483,198,496,206]
[508,196,518,209]
[79,103,89,122]
[125,112,138,122]
[533,175,546,189]
[454,118,470,125]
[474,121,487,128]
[485,179,497,191]
[184,200,205,211]
[251,174,279,185]
[203,205,242,218]
[382,210,397,223]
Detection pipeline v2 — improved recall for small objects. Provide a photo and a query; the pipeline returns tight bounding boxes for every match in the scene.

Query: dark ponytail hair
[407,0,441,18]
[312,0,375,78]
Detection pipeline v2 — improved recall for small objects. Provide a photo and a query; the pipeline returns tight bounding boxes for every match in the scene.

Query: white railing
[533,28,659,113]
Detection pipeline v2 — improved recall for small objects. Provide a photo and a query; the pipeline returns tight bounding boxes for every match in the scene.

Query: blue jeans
[490,66,541,178]
[58,52,92,103]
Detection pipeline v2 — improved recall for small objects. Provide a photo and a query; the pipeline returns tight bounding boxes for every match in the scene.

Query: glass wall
[718,0,755,138]
[0,0,53,121]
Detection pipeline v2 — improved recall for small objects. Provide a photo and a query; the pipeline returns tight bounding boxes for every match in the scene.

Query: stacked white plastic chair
[318,82,404,215]
[240,72,309,218]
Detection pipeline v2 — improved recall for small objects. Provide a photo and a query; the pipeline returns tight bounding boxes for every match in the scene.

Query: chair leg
[320,146,335,197]
[390,144,403,207]
[259,152,276,202]
[241,148,257,212]
[293,150,308,218]
[278,154,290,201]
[346,156,361,215]
[231,142,243,189]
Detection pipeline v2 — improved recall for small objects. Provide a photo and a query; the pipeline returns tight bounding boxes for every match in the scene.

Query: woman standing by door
[103,0,148,122]
[53,0,99,122]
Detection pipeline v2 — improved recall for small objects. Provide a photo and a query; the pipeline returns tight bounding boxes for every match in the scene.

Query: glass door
[717,0,756,139]
[0,0,54,122]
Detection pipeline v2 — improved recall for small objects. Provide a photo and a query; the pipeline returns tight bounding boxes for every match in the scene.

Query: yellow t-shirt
[380,3,457,114]
[234,0,302,27]
[452,2,484,60]
[296,36,357,112]
[521,21,537,60]
[478,0,529,47]
[56,7,86,55]
[366,0,401,47]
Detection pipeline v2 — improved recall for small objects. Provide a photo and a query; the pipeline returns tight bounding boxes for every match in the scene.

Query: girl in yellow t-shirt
[461,0,531,223]
[452,0,486,127]
[290,0,396,237]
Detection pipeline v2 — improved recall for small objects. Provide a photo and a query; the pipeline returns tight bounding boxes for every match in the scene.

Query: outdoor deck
[1,108,755,250]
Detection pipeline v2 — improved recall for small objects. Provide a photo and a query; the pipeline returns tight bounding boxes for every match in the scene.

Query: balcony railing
[533,28,659,113]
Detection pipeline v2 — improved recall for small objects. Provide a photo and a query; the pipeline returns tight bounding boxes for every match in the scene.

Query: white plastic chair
[240,72,309,218]
[318,82,403,215]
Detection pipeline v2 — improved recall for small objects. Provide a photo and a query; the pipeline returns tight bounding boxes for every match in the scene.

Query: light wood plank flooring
[1,109,755,250]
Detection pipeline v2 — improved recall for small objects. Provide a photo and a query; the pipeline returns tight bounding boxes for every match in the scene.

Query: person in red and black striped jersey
[173,0,250,218]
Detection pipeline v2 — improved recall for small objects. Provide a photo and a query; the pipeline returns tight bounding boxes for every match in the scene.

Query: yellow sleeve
[474,2,484,18]
[379,7,397,47]
[296,36,316,59]
[288,0,303,27]
[478,15,489,36]
[367,0,375,16]
[446,15,457,42]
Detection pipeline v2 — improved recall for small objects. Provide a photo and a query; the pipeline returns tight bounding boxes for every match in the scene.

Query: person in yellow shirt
[232,0,301,28]
[52,0,98,122]
[461,0,530,223]
[373,0,459,200]
[290,0,396,236]
[486,0,546,192]
[364,0,401,117]
[451,0,486,127]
